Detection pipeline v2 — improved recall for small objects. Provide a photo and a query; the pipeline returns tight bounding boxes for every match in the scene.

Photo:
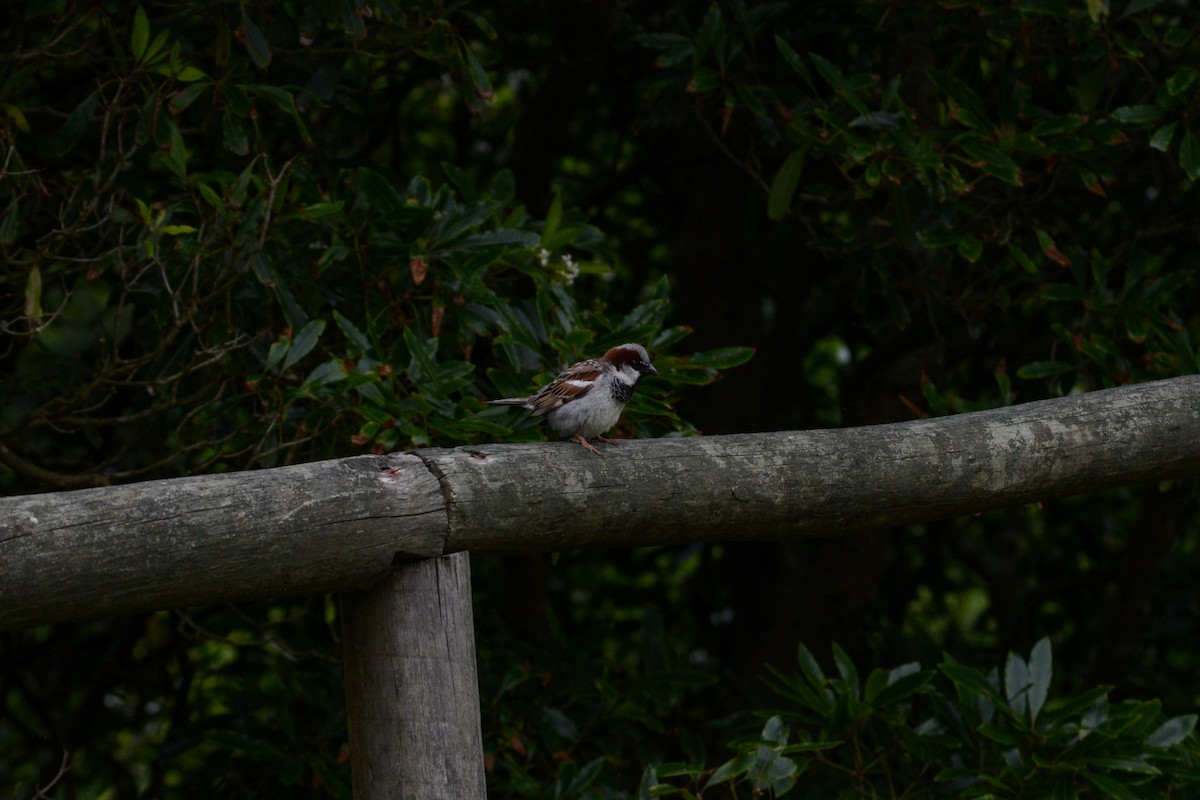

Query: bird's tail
[484,397,532,406]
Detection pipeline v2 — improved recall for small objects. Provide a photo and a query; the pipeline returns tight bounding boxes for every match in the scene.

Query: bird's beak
[644,364,659,376]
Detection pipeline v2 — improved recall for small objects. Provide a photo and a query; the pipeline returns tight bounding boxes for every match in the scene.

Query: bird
[485,343,658,455]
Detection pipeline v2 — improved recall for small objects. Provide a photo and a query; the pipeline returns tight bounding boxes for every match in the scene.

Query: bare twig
[32,749,72,799]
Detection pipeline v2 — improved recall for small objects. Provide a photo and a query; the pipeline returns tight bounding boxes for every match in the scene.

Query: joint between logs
[410,451,455,555]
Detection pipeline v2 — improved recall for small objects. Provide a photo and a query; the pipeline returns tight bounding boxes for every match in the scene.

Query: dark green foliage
[0,2,740,483]
[646,639,1200,798]
[635,0,1199,398]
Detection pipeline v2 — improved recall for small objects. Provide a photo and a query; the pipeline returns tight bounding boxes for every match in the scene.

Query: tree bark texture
[341,552,486,800]
[0,456,448,628]
[2,375,1198,629]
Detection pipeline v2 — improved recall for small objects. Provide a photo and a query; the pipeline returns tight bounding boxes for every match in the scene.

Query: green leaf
[295,201,344,220]
[957,234,983,263]
[979,722,1020,747]
[143,29,170,65]
[241,11,271,69]
[134,197,152,226]
[358,168,407,217]
[1040,283,1088,301]
[761,715,788,745]
[1111,105,1162,125]
[706,753,754,787]
[767,149,806,221]
[333,310,373,355]
[303,359,347,387]
[694,3,724,64]
[1179,131,1200,181]
[175,65,205,82]
[462,10,497,40]
[939,662,1002,702]
[1083,772,1144,800]
[283,320,325,371]
[1145,714,1197,747]
[1083,757,1161,775]
[543,190,563,242]
[808,52,868,114]
[265,339,289,373]
[732,83,766,117]
[403,327,439,383]
[459,40,494,102]
[2,103,29,133]
[1028,637,1052,724]
[684,346,755,369]
[831,643,859,699]
[1005,652,1029,718]
[169,82,209,114]
[780,740,841,754]
[163,118,188,178]
[447,229,540,253]
[1124,313,1148,344]
[1120,0,1163,18]
[247,83,295,114]
[957,138,1021,185]
[870,669,932,708]
[23,265,42,319]
[930,70,992,129]
[1031,113,1085,137]
[1150,122,1177,152]
[131,6,150,60]
[1009,244,1038,273]
[445,417,510,436]
[1,198,19,245]
[221,111,249,155]
[849,111,903,129]
[59,91,98,155]
[1082,695,1110,731]
[797,644,833,712]
[1052,783,1081,800]
[774,36,810,80]
[934,766,977,783]
[1016,361,1073,379]
[542,706,578,740]
[1167,66,1198,96]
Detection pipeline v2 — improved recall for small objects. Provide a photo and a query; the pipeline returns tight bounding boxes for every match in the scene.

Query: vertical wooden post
[341,553,486,799]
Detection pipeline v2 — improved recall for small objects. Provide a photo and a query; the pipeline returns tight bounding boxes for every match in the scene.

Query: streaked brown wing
[526,361,602,416]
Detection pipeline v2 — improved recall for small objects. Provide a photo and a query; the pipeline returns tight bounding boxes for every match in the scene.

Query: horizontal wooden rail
[2,375,1198,629]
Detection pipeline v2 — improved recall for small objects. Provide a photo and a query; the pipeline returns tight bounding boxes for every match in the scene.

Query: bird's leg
[595,435,620,445]
[571,433,605,456]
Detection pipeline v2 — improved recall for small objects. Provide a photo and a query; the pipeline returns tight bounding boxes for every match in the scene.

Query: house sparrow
[486,343,658,455]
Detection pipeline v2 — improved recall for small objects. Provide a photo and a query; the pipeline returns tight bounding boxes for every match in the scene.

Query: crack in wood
[408,452,455,555]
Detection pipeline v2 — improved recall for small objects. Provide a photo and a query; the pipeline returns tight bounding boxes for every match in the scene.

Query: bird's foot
[571,433,605,456]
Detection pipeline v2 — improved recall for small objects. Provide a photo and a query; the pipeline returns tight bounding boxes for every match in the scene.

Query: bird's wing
[526,361,602,416]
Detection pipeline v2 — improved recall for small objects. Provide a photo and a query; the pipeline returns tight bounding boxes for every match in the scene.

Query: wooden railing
[3,376,1198,798]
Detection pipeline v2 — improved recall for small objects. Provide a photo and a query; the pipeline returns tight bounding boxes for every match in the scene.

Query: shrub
[645,638,1199,798]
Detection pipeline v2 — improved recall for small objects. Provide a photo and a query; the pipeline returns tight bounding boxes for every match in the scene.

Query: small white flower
[560,254,579,284]
[537,247,551,267]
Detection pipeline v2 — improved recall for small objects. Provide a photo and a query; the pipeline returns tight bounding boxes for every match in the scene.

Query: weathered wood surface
[431,374,1200,551]
[341,552,486,800]
[2,375,1198,628]
[0,456,448,628]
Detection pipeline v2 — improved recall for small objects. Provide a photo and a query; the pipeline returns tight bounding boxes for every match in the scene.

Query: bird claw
[572,433,605,456]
